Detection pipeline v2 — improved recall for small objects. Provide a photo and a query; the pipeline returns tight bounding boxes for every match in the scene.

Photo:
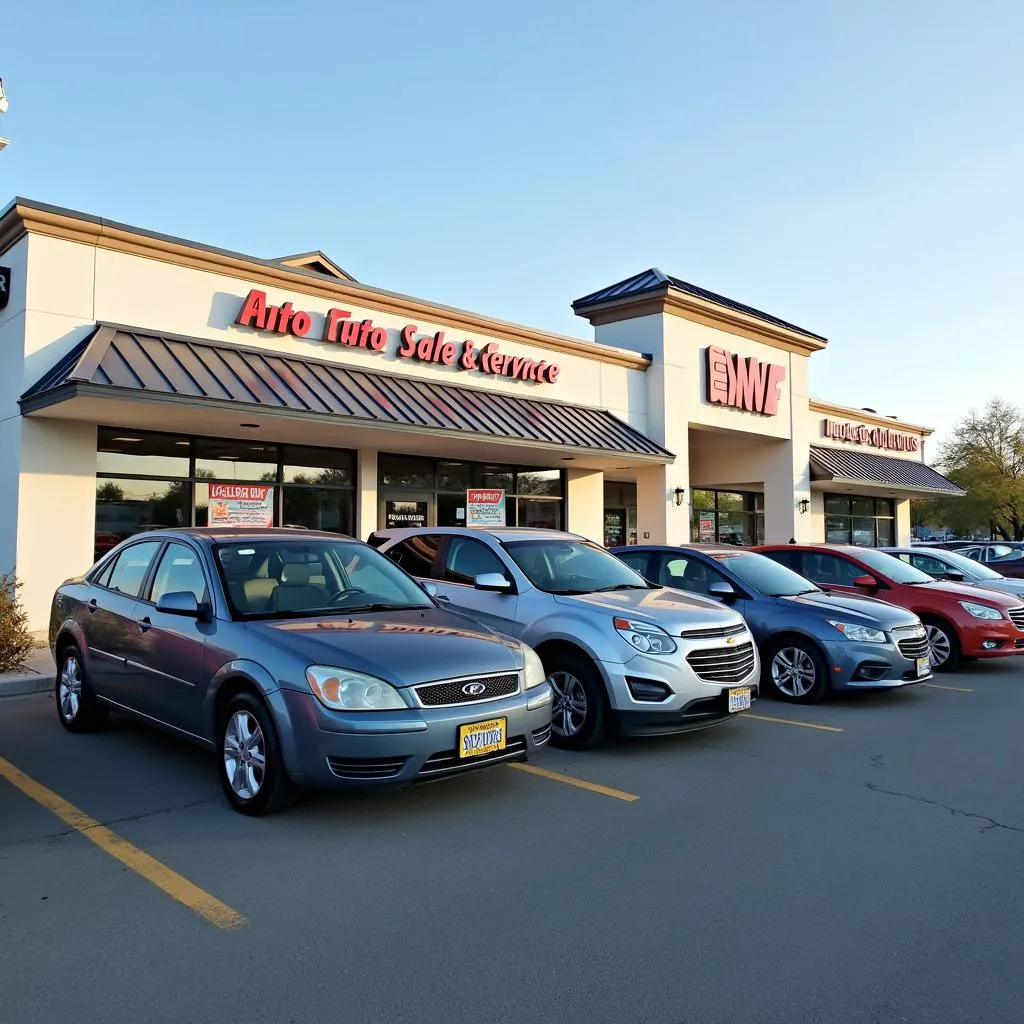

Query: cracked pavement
[1,660,1022,1024]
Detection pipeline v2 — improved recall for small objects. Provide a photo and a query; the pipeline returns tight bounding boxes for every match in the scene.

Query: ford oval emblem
[462,682,487,696]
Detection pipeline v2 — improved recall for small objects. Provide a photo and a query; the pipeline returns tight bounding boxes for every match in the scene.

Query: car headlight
[522,644,548,689]
[305,666,406,711]
[613,617,677,655]
[828,620,887,643]
[959,601,1004,620]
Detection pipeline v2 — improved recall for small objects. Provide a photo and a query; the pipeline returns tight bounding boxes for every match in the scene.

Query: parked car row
[49,526,1024,817]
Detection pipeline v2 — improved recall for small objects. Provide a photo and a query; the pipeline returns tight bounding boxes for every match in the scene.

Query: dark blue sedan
[611,544,931,703]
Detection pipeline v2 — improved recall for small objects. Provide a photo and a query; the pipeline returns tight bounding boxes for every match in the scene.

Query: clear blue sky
[2,0,1022,450]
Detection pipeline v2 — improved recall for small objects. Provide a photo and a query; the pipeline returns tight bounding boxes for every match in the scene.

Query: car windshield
[936,549,1002,580]
[853,547,933,584]
[214,539,434,619]
[504,538,651,595]
[710,550,820,596]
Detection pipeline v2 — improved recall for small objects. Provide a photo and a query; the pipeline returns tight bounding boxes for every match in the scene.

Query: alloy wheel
[549,671,588,739]
[58,656,83,723]
[925,625,952,668]
[771,647,817,698]
[223,710,266,800]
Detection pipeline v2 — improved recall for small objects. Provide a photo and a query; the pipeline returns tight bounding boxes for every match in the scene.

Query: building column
[635,459,691,545]
[355,449,378,541]
[895,499,912,545]
[762,439,813,544]
[15,419,97,631]
[565,468,604,543]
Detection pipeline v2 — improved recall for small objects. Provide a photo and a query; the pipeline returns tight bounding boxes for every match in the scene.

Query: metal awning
[810,445,964,496]
[20,325,673,461]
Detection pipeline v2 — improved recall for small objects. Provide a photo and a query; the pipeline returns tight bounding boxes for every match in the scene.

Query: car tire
[56,645,109,732]
[544,651,608,750]
[218,693,295,816]
[762,638,829,704]
[921,617,961,672]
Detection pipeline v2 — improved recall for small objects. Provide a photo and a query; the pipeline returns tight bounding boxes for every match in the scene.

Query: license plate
[458,718,507,759]
[916,657,930,677]
[728,687,752,713]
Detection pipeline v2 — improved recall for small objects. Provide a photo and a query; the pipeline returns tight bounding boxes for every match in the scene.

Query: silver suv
[370,528,760,748]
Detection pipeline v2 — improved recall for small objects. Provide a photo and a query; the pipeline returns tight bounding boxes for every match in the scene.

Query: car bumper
[270,684,553,789]
[958,621,1024,658]
[601,639,761,736]
[821,638,933,689]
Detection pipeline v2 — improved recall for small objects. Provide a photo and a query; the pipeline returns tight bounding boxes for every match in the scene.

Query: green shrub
[0,569,35,675]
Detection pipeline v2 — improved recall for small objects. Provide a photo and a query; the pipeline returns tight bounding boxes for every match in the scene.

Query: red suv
[755,544,1024,671]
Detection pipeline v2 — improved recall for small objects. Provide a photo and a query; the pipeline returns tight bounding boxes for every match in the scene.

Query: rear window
[103,541,163,598]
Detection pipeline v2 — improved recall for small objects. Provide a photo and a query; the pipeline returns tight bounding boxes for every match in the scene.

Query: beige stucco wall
[566,469,605,542]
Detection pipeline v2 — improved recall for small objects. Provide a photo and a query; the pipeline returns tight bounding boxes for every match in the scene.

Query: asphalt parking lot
[1,664,1022,1024]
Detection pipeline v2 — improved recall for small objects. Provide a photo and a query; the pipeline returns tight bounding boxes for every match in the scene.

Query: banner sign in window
[466,489,506,528]
[699,515,715,542]
[209,483,274,527]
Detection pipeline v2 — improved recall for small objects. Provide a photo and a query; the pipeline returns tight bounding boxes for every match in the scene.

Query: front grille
[678,622,747,640]
[1009,607,1024,630]
[897,636,929,660]
[686,641,756,683]
[418,735,528,778]
[414,673,519,707]
[327,756,408,780]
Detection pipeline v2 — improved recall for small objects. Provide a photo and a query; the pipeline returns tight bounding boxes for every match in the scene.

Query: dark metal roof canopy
[809,446,964,496]
[20,325,673,461]
[572,267,825,341]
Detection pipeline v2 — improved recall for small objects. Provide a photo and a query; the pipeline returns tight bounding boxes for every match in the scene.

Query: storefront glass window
[194,438,279,482]
[379,455,434,489]
[823,494,895,546]
[96,427,355,558]
[378,454,562,531]
[95,478,190,562]
[690,490,765,546]
[282,447,354,486]
[97,428,190,477]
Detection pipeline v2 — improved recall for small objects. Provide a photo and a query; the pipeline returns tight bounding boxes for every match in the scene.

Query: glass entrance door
[380,493,433,531]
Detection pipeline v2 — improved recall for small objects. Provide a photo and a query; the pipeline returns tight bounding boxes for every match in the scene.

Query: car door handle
[137,616,152,633]
[87,599,98,614]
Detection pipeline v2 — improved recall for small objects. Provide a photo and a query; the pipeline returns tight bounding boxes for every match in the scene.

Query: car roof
[613,543,747,557]
[757,543,869,554]
[371,526,585,543]
[122,527,358,545]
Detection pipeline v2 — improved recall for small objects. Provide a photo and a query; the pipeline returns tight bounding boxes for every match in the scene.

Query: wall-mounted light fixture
[798,498,810,514]
[674,488,686,507]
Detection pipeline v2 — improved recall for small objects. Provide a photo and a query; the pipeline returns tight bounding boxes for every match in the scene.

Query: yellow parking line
[507,763,639,802]
[0,754,247,931]
[922,682,974,693]
[745,713,844,733]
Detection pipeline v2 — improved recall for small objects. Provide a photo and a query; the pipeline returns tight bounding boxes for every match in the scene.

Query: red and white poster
[466,489,506,527]
[209,483,274,528]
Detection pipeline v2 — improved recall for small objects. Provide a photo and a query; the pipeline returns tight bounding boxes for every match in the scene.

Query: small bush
[0,569,35,675]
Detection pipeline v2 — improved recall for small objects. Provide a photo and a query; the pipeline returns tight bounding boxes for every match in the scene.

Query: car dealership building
[0,197,963,628]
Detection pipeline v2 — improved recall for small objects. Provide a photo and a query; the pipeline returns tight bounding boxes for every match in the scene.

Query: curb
[0,675,55,698]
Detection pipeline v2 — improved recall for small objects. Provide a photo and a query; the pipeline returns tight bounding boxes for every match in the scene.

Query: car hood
[970,579,1024,599]
[914,579,1022,607]
[776,591,920,628]
[555,588,744,635]
[245,607,521,688]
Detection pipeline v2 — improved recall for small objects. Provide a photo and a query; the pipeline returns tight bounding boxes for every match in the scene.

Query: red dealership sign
[705,346,786,416]
[822,418,920,452]
[234,290,560,384]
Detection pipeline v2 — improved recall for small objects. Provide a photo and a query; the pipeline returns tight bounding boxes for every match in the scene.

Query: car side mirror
[474,573,513,593]
[942,570,965,582]
[156,591,210,621]
[852,574,879,590]
[420,581,439,598]
[707,580,737,603]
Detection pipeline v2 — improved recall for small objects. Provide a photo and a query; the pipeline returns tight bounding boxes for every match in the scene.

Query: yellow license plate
[728,687,752,713]
[458,718,507,758]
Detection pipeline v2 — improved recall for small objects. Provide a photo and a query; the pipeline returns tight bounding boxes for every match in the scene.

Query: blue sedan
[611,544,931,703]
